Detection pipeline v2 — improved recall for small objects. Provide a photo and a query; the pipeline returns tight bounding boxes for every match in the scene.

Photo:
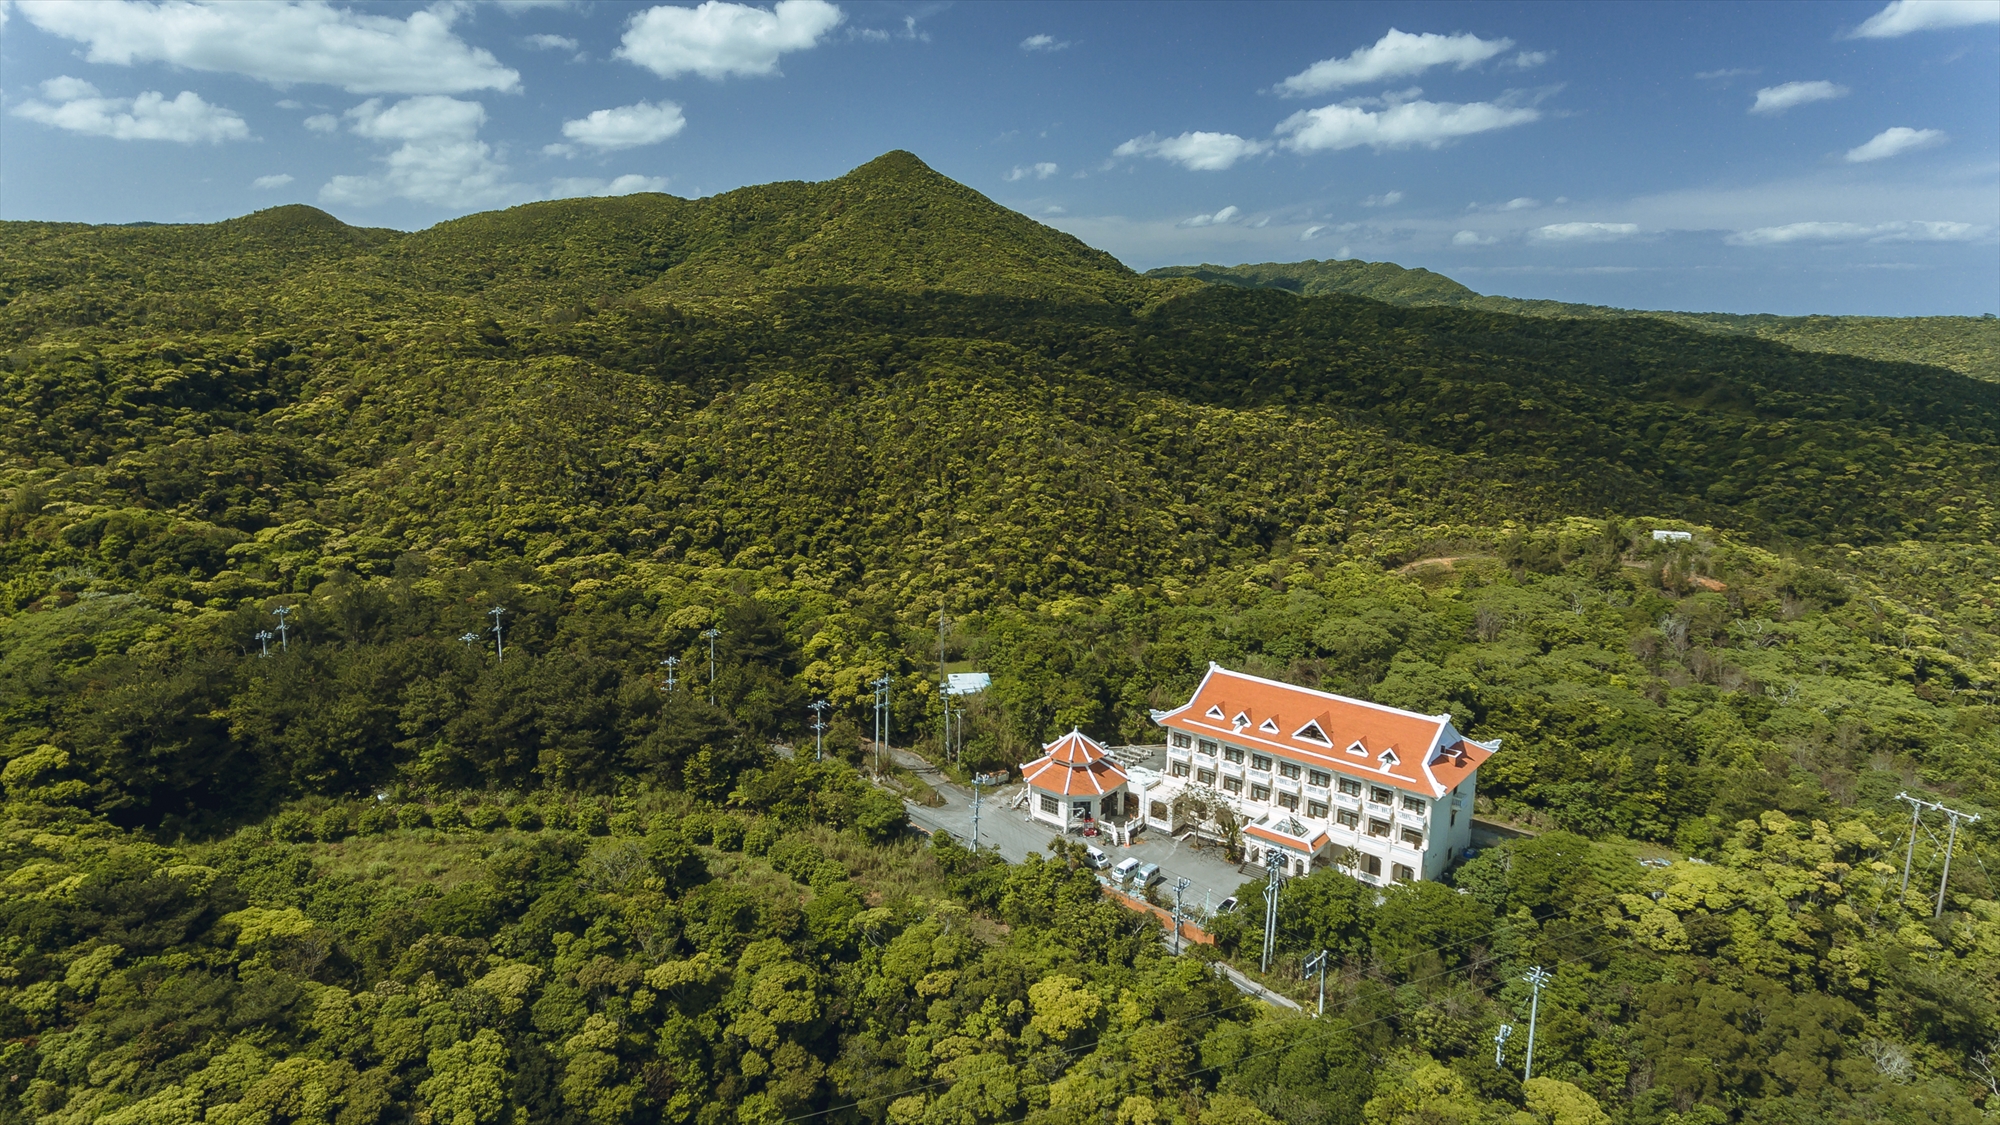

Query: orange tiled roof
[1154,665,1496,798]
[1020,729,1129,797]
[1245,820,1331,852]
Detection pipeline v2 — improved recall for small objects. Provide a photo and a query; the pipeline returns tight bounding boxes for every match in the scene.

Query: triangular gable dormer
[1259,717,1281,733]
[1232,711,1251,728]
[1294,720,1331,745]
[1378,749,1399,768]
[1205,705,1226,720]
[1345,739,1369,757]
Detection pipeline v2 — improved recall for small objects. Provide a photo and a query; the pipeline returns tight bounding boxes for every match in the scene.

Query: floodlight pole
[1171,877,1192,955]
[1303,949,1329,1017]
[1522,966,1553,1081]
[810,699,829,760]
[488,606,506,665]
[701,628,720,704]
[1260,848,1285,973]
[255,629,272,657]
[272,605,292,652]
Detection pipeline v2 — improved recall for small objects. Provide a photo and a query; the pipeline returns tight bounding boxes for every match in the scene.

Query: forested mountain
[1148,258,2000,382]
[2,152,1998,1125]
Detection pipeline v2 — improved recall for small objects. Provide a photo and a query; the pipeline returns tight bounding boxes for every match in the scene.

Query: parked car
[1216,896,1238,914]
[1133,863,1162,889]
[1085,845,1110,869]
[1110,857,1141,885]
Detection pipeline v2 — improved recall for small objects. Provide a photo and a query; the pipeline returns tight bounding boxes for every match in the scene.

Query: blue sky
[2,0,1995,315]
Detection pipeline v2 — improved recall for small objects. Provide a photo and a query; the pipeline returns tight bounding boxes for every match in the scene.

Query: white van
[1085,845,1110,869]
[1110,857,1141,885]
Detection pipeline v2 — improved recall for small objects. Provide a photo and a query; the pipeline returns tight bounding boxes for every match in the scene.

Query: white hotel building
[1133,664,1499,884]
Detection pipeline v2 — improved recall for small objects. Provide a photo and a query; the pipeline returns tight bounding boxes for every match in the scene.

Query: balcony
[1168,744,1192,762]
[1304,784,1331,805]
[1275,775,1302,795]
[1220,759,1245,778]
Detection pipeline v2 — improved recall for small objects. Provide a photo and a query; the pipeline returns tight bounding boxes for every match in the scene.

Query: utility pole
[255,629,272,657]
[1897,791,1925,896]
[1493,1024,1514,1070]
[1260,848,1286,973]
[1303,949,1329,1017]
[661,656,679,693]
[1171,877,1192,955]
[488,606,506,665]
[810,699,829,760]
[1937,805,1981,918]
[701,628,720,704]
[870,674,893,778]
[272,605,292,652]
[1521,966,1552,1081]
[458,631,481,648]
[971,774,986,849]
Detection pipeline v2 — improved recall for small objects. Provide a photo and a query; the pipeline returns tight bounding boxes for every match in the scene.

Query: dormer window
[1259,718,1280,733]
[1378,749,1399,768]
[1345,740,1368,757]
[1232,711,1251,728]
[1295,721,1331,744]
[1205,705,1226,720]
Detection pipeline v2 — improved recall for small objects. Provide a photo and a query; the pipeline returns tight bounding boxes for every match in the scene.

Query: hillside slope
[1150,258,2000,381]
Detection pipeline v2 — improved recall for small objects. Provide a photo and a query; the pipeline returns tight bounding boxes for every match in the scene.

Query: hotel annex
[1018,664,1498,884]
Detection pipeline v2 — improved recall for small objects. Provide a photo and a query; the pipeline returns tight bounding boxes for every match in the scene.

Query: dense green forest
[1147,259,2000,383]
[2,152,1998,1124]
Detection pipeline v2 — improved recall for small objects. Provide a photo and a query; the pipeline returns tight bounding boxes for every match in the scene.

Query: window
[1338,778,1362,797]
[1401,827,1425,848]
[1402,795,1427,814]
[1225,747,1244,763]
[1450,810,1457,827]
[1040,795,1058,814]
[1223,777,1243,794]
[1392,863,1415,883]
[1336,808,1360,828]
[1170,731,1192,748]
[1259,717,1280,733]
[1150,801,1169,819]
[1296,720,1330,744]
[1278,762,1301,779]
[1251,754,1273,771]
[1370,786,1394,805]
[1171,762,1190,778]
[1308,769,1331,787]
[1368,818,1391,838]
[1306,800,1329,818]
[1277,792,1299,810]
[1363,853,1383,877]
[1198,739,1218,756]
[1251,785,1271,801]
[1197,769,1216,785]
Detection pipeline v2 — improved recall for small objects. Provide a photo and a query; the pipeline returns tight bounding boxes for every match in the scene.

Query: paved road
[897,760,1259,925]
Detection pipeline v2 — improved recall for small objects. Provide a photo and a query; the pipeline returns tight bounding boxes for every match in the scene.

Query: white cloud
[1113,131,1269,171]
[1179,205,1241,228]
[525,33,579,50]
[1749,80,1847,115]
[1452,230,1496,246]
[1504,50,1549,69]
[252,173,294,188]
[303,113,339,133]
[11,77,250,143]
[15,0,519,94]
[1726,219,1986,245]
[1853,0,2000,37]
[320,96,526,209]
[1846,126,1946,162]
[1469,195,1540,211]
[557,101,687,151]
[1300,224,1328,241]
[1021,33,1069,52]
[548,174,669,199]
[1694,67,1760,80]
[1004,162,1060,182]
[1362,190,1404,207]
[1276,28,1516,97]
[1531,222,1640,241]
[1276,98,1539,152]
[275,99,303,110]
[615,0,843,79]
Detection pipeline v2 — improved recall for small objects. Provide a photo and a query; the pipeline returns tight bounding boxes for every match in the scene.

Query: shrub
[270,809,313,843]
[356,803,394,835]
[396,803,428,830]
[432,803,468,831]
[314,807,351,842]
[469,804,506,832]
[744,822,779,857]
[711,818,745,851]
[575,803,609,836]
[507,804,544,831]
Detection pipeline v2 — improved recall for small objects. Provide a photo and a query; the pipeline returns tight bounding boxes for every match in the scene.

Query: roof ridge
[1207,666,1447,727]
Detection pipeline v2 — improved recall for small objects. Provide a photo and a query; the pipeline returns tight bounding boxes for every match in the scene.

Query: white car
[1110,857,1141,884]
[1085,846,1110,869]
